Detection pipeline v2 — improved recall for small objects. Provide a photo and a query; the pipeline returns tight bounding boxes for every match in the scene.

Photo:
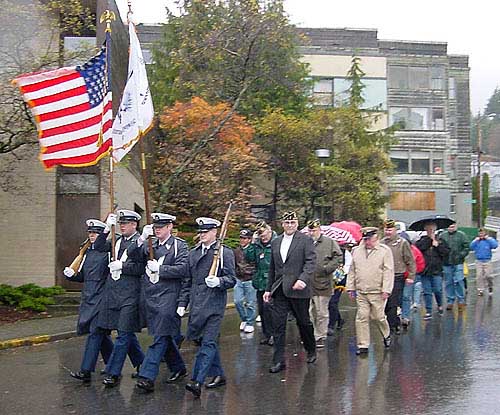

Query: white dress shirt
[280,233,294,263]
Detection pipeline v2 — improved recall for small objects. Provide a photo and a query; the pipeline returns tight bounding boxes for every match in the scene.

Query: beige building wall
[0,148,56,287]
[302,55,387,78]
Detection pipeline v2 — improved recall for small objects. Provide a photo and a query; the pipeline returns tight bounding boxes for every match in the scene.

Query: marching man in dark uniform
[178,217,236,398]
[126,212,189,393]
[94,209,145,387]
[64,219,113,383]
[263,211,317,373]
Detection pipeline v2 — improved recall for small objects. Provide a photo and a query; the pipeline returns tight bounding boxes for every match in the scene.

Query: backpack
[411,245,426,274]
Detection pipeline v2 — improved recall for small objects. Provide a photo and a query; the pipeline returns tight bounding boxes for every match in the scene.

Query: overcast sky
[117,0,500,114]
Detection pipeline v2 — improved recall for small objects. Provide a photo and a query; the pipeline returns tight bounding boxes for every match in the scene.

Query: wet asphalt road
[2,272,500,414]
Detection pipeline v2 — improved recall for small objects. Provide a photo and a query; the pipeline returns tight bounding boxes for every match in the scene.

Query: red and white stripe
[301,225,356,245]
[13,67,112,169]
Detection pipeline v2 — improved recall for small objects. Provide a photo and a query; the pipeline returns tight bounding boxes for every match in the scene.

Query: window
[389,107,445,131]
[388,66,408,89]
[449,77,456,99]
[431,66,446,90]
[432,108,445,130]
[390,150,444,174]
[312,77,387,110]
[450,195,456,214]
[411,153,430,174]
[409,67,429,89]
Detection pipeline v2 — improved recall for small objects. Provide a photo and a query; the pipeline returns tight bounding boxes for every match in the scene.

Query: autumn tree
[0,0,95,154]
[152,97,264,221]
[150,0,310,118]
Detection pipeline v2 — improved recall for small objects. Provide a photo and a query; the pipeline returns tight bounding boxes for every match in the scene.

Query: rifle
[69,239,92,273]
[209,200,233,276]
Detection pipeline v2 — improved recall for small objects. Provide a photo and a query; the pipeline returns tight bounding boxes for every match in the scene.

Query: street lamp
[477,112,496,228]
[314,148,331,222]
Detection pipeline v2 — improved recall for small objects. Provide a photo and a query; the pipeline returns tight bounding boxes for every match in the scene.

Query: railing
[485,216,500,232]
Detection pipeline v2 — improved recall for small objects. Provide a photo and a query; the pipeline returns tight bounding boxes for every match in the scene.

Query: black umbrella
[408,215,455,231]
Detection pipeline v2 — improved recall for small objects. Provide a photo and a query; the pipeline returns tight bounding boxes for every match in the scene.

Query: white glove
[142,224,154,240]
[147,259,160,273]
[104,213,117,232]
[176,306,186,317]
[109,260,123,272]
[205,275,220,288]
[63,267,75,278]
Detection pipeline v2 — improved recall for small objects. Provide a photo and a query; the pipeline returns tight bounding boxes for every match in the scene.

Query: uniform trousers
[384,274,405,330]
[192,339,224,384]
[80,328,114,372]
[309,295,330,340]
[355,292,390,348]
[105,331,144,376]
[270,286,316,364]
[256,290,273,339]
[139,335,185,381]
[328,288,343,329]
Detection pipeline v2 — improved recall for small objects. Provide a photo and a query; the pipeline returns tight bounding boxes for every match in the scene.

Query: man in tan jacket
[346,227,394,356]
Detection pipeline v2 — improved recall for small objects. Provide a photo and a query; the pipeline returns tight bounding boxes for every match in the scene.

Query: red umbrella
[331,221,362,243]
[300,225,357,245]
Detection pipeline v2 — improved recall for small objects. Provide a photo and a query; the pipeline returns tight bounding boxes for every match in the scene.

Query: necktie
[202,246,207,256]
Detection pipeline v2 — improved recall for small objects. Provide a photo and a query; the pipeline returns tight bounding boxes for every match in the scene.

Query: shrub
[0,284,65,312]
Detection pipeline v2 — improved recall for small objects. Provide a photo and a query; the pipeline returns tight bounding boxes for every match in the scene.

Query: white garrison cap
[86,219,106,232]
[196,217,221,231]
[151,212,176,226]
[117,209,141,222]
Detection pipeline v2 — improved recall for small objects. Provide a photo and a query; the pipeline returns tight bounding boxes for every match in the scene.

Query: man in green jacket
[307,220,342,348]
[244,221,277,346]
[439,221,469,310]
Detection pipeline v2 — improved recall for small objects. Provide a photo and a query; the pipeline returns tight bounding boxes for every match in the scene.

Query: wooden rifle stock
[209,201,233,276]
[69,239,91,273]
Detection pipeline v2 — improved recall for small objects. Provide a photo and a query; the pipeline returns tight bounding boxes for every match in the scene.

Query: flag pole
[101,9,117,260]
[128,1,154,260]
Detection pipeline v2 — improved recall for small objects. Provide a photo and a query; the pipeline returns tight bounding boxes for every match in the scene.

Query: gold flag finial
[100,10,116,33]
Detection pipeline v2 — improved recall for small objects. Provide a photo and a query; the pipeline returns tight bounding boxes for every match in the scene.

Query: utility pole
[477,126,482,228]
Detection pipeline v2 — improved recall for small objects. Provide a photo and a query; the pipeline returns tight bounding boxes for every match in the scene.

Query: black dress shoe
[100,369,107,376]
[205,375,226,389]
[306,353,317,364]
[260,337,273,346]
[131,365,141,379]
[70,370,91,382]
[136,378,155,393]
[185,381,202,398]
[269,362,286,373]
[337,319,345,330]
[166,368,188,383]
[327,327,335,336]
[356,347,369,355]
[103,375,121,387]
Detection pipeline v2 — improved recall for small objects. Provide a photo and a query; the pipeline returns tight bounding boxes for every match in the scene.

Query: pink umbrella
[330,221,362,243]
[301,225,357,245]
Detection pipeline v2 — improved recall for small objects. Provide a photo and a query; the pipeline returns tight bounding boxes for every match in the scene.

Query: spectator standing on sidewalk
[440,222,469,311]
[307,219,342,348]
[234,229,257,334]
[415,221,450,320]
[381,219,416,335]
[470,228,498,296]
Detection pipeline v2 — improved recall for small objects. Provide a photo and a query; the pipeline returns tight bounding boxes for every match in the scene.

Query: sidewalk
[0,291,235,350]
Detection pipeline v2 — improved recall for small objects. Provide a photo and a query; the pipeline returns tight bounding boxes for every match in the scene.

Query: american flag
[301,225,356,245]
[12,46,112,169]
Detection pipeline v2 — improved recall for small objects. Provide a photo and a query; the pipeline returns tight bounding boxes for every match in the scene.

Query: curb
[0,303,236,351]
[0,331,76,351]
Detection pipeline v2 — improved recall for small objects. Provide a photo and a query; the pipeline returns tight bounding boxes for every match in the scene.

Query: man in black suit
[263,211,317,373]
